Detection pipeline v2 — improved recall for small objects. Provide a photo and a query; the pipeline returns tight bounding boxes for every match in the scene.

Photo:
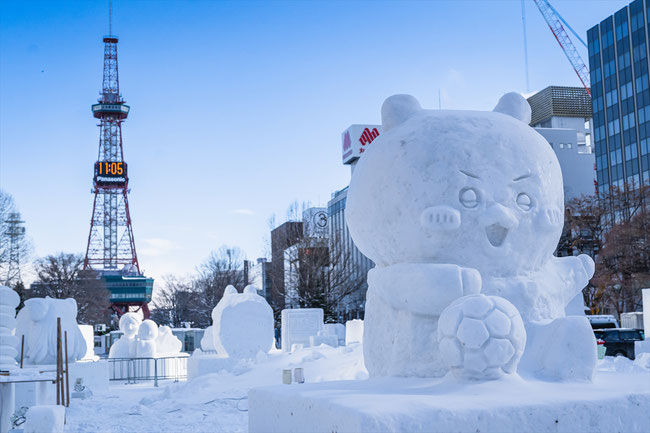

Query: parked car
[587,314,619,329]
[593,328,645,360]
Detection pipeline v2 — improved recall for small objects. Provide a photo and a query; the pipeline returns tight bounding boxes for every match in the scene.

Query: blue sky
[0,0,630,283]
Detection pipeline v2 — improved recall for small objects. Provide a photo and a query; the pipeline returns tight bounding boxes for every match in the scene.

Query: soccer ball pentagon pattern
[438,294,526,380]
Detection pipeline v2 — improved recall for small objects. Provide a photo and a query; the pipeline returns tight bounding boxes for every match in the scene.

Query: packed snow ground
[64,346,649,433]
[64,344,367,433]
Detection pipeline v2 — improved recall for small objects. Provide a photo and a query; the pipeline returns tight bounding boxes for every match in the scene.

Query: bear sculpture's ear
[381,94,422,131]
[493,92,531,124]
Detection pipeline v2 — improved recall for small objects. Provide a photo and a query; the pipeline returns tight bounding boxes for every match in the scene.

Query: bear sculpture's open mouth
[485,223,508,247]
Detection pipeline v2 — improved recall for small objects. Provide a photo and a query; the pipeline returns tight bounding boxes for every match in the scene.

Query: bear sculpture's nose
[481,202,518,247]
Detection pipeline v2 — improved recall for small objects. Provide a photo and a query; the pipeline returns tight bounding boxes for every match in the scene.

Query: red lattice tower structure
[84,32,152,319]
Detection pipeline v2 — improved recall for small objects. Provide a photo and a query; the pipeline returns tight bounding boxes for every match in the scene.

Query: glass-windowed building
[588,0,650,192]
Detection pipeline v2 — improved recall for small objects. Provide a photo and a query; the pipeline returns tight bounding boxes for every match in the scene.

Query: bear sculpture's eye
[516,192,532,211]
[459,188,479,208]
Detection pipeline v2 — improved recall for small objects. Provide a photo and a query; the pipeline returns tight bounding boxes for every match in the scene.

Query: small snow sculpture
[135,320,158,358]
[438,294,525,380]
[108,312,141,358]
[201,326,216,351]
[156,325,182,354]
[109,315,182,358]
[346,93,596,380]
[211,285,274,359]
[0,285,20,367]
[15,297,86,365]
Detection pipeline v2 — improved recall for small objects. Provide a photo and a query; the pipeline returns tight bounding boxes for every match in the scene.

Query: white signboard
[303,207,328,238]
[281,308,324,352]
[342,124,382,164]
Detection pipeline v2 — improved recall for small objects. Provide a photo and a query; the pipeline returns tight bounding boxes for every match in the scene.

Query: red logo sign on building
[343,130,351,151]
[359,127,380,147]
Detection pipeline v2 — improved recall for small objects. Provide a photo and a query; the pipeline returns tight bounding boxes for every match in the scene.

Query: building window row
[608,119,621,135]
[604,59,616,78]
[619,51,632,70]
[616,19,630,40]
[633,42,647,61]
[631,11,645,32]
[622,112,636,130]
[636,73,649,93]
[620,81,634,100]
[606,88,618,106]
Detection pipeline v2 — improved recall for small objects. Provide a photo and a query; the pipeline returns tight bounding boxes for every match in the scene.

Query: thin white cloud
[139,238,176,257]
[231,209,255,215]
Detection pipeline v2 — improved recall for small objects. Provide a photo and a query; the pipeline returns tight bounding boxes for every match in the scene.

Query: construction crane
[532,0,591,96]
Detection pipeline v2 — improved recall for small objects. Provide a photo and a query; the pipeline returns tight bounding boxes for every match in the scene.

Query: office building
[588,0,650,191]
[328,186,374,320]
[270,221,303,312]
[527,86,596,200]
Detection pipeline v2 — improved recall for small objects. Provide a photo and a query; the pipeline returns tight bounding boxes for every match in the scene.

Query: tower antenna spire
[109,0,112,36]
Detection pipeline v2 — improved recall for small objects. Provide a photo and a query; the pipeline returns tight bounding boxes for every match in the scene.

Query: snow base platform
[187,354,236,380]
[248,371,650,433]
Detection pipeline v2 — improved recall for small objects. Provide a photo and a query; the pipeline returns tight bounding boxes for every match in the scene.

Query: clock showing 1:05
[94,161,128,187]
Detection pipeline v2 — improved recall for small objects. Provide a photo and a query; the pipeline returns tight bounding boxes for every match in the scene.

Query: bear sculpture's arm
[368,263,481,317]
[547,254,595,306]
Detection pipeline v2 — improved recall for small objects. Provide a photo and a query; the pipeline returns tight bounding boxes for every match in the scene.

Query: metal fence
[108,356,188,386]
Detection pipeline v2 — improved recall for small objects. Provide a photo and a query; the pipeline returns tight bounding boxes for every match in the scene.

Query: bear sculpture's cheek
[535,205,563,230]
[420,205,461,234]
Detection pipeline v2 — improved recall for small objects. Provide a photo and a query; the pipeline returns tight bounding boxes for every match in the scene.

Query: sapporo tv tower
[83,6,153,319]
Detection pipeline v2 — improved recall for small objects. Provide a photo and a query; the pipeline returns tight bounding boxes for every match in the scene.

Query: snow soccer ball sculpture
[346,92,597,380]
[438,294,525,380]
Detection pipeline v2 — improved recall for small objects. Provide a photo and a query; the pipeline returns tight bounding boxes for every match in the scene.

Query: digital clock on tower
[94,161,128,187]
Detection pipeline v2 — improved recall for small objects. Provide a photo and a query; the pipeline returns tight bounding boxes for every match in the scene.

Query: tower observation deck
[83,34,153,319]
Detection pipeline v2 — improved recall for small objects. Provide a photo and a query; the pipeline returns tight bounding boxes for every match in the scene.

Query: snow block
[68,360,109,393]
[310,335,338,348]
[187,354,236,380]
[345,319,363,345]
[15,360,108,408]
[249,372,650,433]
[322,323,346,345]
[281,309,323,352]
[23,405,65,433]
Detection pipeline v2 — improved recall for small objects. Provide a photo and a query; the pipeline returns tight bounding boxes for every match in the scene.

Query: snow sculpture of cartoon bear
[15,297,87,365]
[156,325,183,354]
[211,285,274,359]
[108,312,141,358]
[135,320,158,358]
[346,93,596,381]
